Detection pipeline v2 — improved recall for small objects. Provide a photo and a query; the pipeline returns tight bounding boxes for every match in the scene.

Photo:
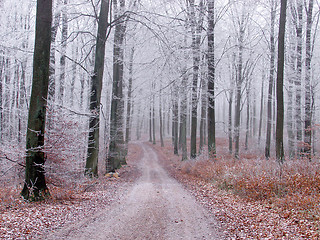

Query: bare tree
[85,0,110,177]
[265,0,277,159]
[21,0,53,200]
[276,0,287,162]
[304,0,314,157]
[107,0,127,173]
[207,0,216,157]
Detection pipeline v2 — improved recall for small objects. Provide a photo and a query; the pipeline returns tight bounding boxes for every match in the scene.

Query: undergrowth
[179,154,320,221]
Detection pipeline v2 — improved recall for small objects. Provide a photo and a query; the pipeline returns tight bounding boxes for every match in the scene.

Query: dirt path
[47,142,223,239]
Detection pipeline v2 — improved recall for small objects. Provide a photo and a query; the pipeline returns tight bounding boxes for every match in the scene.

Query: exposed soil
[46,142,224,239]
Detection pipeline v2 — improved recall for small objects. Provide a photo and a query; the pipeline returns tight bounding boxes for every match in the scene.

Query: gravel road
[47,142,223,240]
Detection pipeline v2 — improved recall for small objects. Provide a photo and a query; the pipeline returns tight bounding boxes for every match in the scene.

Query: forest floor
[0,139,319,239]
[150,139,320,239]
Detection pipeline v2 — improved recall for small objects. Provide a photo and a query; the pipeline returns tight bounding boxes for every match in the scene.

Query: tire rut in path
[48,142,223,240]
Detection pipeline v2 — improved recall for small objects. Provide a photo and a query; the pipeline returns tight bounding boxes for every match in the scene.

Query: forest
[0,0,320,238]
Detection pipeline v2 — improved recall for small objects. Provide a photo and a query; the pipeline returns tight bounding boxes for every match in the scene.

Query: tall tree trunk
[276,0,287,163]
[70,45,78,107]
[80,73,85,109]
[295,0,303,151]
[228,90,233,154]
[58,0,68,105]
[245,83,250,150]
[207,0,215,157]
[189,0,203,158]
[149,105,152,142]
[21,0,52,201]
[0,56,3,140]
[18,61,27,143]
[173,86,179,155]
[107,0,127,172]
[48,0,61,122]
[228,53,236,154]
[85,0,110,177]
[304,0,314,158]
[180,74,188,160]
[136,102,141,140]
[258,76,264,145]
[125,47,134,144]
[252,90,256,136]
[234,14,245,159]
[199,77,206,153]
[152,83,156,145]
[159,87,164,147]
[287,24,296,158]
[11,62,19,140]
[3,58,11,138]
[265,0,276,159]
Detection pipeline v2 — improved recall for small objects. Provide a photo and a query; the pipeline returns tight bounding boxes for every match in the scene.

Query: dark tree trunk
[245,84,250,150]
[58,0,68,105]
[173,86,179,155]
[199,76,206,153]
[258,77,264,145]
[295,1,303,151]
[228,92,233,154]
[207,0,215,157]
[3,58,11,138]
[252,90,256,136]
[48,0,61,106]
[70,45,78,107]
[152,84,156,145]
[265,0,276,159]
[287,25,296,158]
[276,0,287,163]
[234,17,245,159]
[304,0,314,158]
[180,73,188,160]
[189,0,203,158]
[0,56,3,140]
[85,0,110,177]
[149,105,152,142]
[21,0,52,201]
[107,0,127,173]
[159,88,164,147]
[125,47,134,144]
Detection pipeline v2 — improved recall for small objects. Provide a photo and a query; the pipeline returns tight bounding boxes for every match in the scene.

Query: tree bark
[276,0,287,163]
[48,0,61,106]
[70,45,78,107]
[173,86,179,155]
[85,0,110,177]
[159,87,164,147]
[245,83,250,150]
[189,0,203,158]
[304,0,314,158]
[21,0,52,201]
[294,0,303,151]
[152,83,156,145]
[199,76,206,153]
[125,47,134,144]
[265,0,276,159]
[258,76,264,145]
[287,24,296,158]
[149,105,152,142]
[207,0,215,157]
[107,0,127,173]
[58,0,68,105]
[180,72,188,160]
[234,14,245,159]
